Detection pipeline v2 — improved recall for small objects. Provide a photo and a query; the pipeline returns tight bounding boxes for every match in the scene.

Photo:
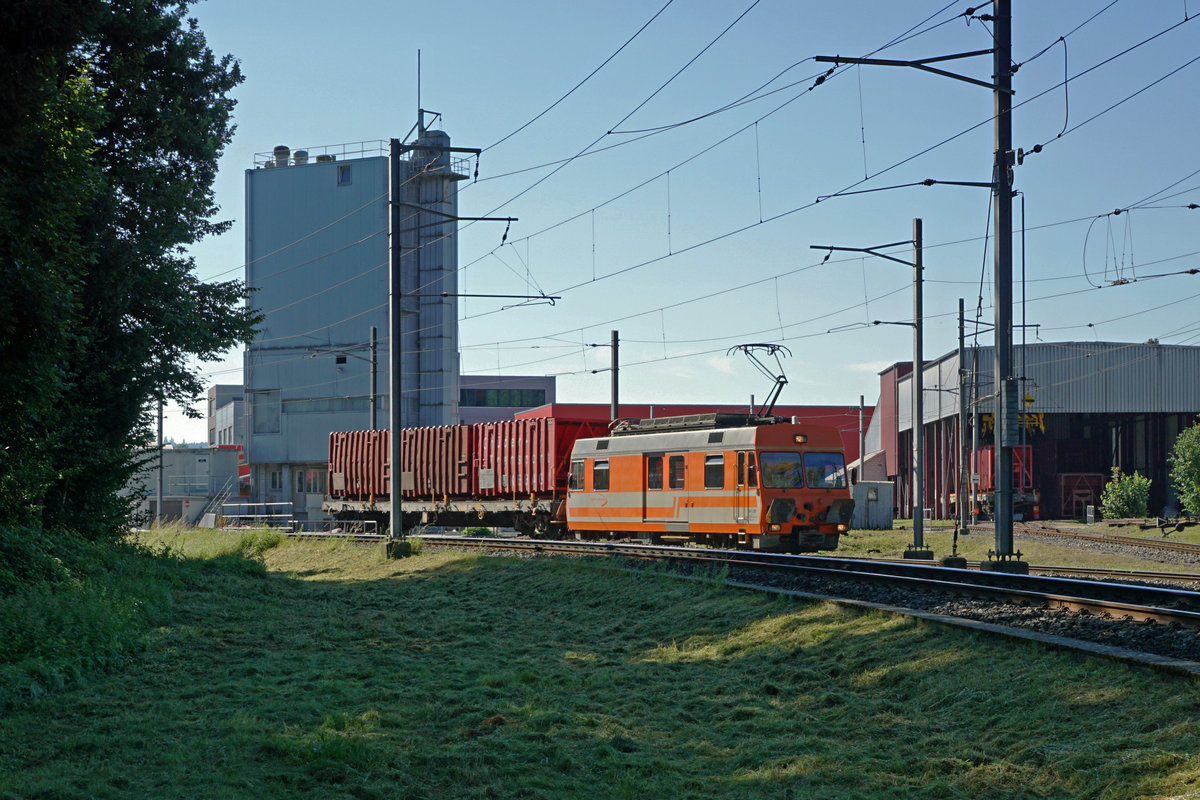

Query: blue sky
[168,0,1200,442]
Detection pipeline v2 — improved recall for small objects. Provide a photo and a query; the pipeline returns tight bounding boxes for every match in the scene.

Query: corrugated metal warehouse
[865,341,1200,520]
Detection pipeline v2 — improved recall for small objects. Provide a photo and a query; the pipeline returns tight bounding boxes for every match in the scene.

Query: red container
[329,418,608,502]
[401,425,475,499]
[474,418,608,498]
[328,430,389,499]
[972,444,1032,492]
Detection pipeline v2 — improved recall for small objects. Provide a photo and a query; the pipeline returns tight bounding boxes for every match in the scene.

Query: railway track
[419,534,1200,673]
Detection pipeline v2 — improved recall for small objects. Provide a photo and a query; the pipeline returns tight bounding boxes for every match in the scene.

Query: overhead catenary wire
[481,0,676,154]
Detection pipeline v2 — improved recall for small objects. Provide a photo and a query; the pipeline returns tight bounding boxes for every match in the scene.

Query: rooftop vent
[315,154,335,163]
[293,149,309,165]
[272,145,290,167]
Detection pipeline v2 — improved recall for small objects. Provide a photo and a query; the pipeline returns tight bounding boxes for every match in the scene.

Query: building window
[282,397,369,414]
[269,470,282,490]
[304,469,327,494]
[704,454,724,489]
[592,460,609,491]
[459,387,547,408]
[252,390,281,434]
[337,165,352,186]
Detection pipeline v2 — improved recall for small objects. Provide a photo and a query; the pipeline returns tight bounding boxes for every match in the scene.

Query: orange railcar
[567,414,854,552]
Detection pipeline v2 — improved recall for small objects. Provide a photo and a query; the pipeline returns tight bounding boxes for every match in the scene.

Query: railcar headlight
[793,434,808,444]
[768,523,781,532]
[837,524,848,532]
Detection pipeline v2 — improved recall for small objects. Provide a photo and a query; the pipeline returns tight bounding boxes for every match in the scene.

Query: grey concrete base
[903,548,935,560]
[979,559,1030,574]
[939,556,969,569]
[384,540,413,558]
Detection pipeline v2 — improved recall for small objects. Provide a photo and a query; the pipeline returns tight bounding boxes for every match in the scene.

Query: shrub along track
[420,535,1200,675]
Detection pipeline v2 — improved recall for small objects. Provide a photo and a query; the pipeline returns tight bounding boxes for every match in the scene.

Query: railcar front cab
[755,429,855,552]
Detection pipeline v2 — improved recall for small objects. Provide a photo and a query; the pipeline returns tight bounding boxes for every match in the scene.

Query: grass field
[1,529,1199,799]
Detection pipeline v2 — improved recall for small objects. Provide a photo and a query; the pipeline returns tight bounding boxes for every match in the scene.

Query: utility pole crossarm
[810,243,915,268]
[393,201,515,224]
[814,49,1012,93]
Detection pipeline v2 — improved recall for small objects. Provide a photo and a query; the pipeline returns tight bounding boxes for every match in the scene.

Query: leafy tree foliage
[0,0,257,540]
[1168,418,1200,516]
[1100,466,1151,520]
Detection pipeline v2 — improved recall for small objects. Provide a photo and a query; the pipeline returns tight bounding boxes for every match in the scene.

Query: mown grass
[1,529,1198,799]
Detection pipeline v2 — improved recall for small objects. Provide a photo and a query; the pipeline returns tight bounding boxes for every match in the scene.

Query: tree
[1099,466,1151,520]
[1168,418,1200,517]
[0,0,258,538]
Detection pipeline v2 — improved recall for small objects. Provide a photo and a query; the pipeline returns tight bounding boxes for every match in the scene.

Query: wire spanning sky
[169,0,1200,442]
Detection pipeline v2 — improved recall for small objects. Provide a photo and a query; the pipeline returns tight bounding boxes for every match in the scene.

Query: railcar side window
[759,452,804,488]
[668,455,685,489]
[593,460,610,491]
[803,452,848,489]
[647,456,663,490]
[704,454,724,489]
[737,452,745,485]
[748,454,757,487]
[569,460,584,491]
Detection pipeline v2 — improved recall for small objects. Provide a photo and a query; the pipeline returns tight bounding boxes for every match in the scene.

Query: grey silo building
[243,134,465,518]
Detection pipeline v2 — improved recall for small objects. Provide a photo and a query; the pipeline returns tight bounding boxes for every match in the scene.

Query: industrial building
[207,384,245,449]
[459,375,557,425]
[242,133,466,518]
[124,446,241,525]
[865,341,1200,521]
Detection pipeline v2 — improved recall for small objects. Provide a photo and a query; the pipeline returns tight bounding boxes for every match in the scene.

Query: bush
[0,526,72,596]
[464,526,493,537]
[1168,419,1200,517]
[1100,466,1151,520]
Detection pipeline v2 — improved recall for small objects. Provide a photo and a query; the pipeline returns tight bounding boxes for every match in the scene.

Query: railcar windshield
[804,452,848,489]
[759,452,804,488]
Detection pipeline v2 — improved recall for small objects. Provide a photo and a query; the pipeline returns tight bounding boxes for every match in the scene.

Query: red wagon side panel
[329,419,608,502]
[328,430,389,499]
[401,425,475,499]
[470,419,604,497]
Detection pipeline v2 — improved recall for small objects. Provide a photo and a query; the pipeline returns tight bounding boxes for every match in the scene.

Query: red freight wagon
[401,425,475,499]
[970,444,1040,520]
[972,444,1032,493]
[324,418,608,533]
[328,429,389,500]
[474,418,608,497]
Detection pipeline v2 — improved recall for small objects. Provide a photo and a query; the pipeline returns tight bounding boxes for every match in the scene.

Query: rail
[418,535,1200,631]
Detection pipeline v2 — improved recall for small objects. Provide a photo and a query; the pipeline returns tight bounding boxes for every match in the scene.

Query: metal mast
[991,0,1019,565]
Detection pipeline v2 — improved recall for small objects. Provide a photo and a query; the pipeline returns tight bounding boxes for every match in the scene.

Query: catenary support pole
[992,0,1019,564]
[389,139,404,540]
[157,398,164,527]
[958,299,969,529]
[369,325,377,431]
[858,395,865,485]
[912,218,925,550]
[611,330,619,424]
